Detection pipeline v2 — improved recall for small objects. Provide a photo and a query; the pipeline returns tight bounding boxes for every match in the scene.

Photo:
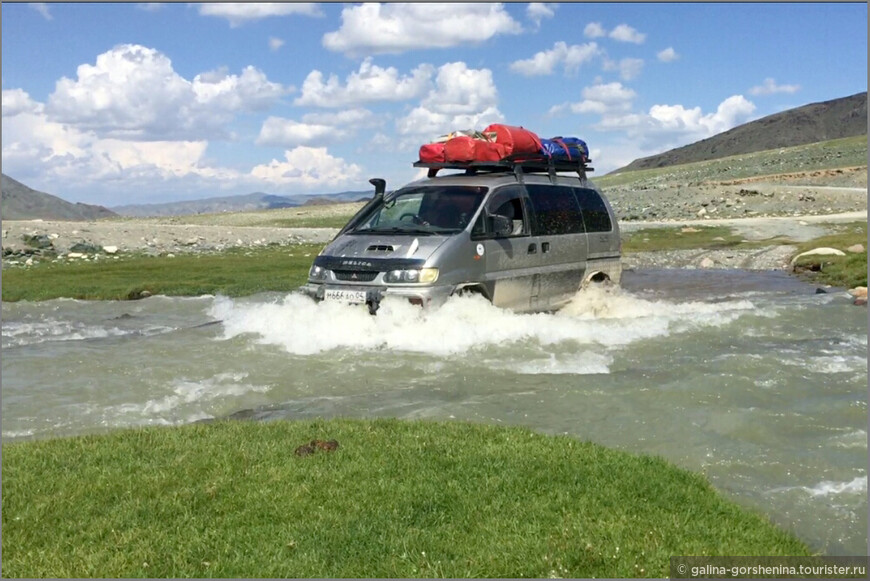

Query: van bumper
[299,283,455,312]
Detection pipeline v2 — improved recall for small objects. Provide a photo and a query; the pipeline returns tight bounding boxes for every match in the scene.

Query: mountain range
[612,92,867,173]
[2,92,866,220]
[0,174,118,221]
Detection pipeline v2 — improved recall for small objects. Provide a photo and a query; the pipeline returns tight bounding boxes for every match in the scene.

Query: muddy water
[2,269,866,555]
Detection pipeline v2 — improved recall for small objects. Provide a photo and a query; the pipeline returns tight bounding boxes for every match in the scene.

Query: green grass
[249,216,356,229]
[791,222,868,288]
[597,135,868,188]
[1,419,810,578]
[1,244,326,302]
[621,226,745,253]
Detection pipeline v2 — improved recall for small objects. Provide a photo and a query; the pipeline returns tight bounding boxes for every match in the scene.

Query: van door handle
[528,243,537,254]
[542,242,550,253]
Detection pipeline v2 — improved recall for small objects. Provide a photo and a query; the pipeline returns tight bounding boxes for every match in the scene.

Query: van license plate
[324,289,367,304]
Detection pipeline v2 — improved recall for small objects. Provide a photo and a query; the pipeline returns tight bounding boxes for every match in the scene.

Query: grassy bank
[1,419,809,578]
[1,243,325,302]
[3,224,866,302]
[790,222,868,288]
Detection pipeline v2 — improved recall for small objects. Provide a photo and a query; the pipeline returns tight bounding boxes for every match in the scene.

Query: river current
[2,269,867,555]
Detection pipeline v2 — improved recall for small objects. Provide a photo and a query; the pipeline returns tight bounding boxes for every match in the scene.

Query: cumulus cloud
[604,57,644,81]
[2,89,45,117]
[256,109,378,147]
[749,77,800,96]
[1,101,227,194]
[584,22,606,38]
[657,47,679,62]
[396,62,504,139]
[510,42,601,76]
[295,58,434,108]
[322,3,522,57]
[198,3,322,27]
[527,3,556,27]
[609,23,646,44]
[269,37,285,51]
[45,44,290,140]
[563,82,638,116]
[250,146,363,186]
[648,95,756,135]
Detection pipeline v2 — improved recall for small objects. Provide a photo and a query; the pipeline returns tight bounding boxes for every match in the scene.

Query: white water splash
[209,286,759,357]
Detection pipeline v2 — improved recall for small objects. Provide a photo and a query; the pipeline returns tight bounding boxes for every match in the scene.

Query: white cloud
[198,3,322,27]
[31,3,52,20]
[1,103,228,192]
[648,95,756,135]
[137,4,163,12]
[568,82,638,116]
[510,42,601,76]
[45,44,290,140]
[322,3,522,57]
[609,24,646,44]
[396,62,504,139]
[256,109,378,147]
[657,47,679,62]
[749,77,801,96]
[269,37,285,52]
[250,146,363,186]
[604,57,644,81]
[2,89,45,116]
[584,22,606,38]
[295,58,434,108]
[527,3,556,27]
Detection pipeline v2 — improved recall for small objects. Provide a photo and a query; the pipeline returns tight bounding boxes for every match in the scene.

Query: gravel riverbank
[2,206,866,273]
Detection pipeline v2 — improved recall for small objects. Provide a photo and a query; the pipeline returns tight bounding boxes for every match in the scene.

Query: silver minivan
[300,157,621,314]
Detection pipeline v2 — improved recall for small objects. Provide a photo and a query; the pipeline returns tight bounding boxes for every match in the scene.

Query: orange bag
[473,140,506,161]
[419,142,446,163]
[483,124,542,155]
[444,135,477,162]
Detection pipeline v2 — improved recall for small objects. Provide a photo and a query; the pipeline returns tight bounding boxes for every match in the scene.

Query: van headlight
[384,268,439,284]
[308,264,329,281]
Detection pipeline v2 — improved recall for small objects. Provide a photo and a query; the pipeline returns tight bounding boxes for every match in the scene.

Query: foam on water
[1,320,135,348]
[101,372,271,426]
[209,286,759,357]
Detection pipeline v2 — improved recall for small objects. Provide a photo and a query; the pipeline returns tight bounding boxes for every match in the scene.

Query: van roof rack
[413,153,593,182]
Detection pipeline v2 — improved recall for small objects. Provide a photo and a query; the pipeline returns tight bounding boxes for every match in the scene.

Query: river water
[2,269,867,555]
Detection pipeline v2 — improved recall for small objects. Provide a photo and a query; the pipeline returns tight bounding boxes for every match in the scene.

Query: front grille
[333,270,379,282]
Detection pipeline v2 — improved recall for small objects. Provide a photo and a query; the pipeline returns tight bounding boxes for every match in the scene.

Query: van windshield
[348,186,487,235]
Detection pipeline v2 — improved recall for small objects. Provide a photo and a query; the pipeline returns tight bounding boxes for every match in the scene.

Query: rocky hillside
[613,92,867,174]
[1,174,117,221]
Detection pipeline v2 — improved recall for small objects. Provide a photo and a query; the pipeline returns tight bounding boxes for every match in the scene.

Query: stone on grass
[790,247,846,265]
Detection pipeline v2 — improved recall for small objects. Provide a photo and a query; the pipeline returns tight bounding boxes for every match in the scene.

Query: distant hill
[612,92,867,174]
[111,190,372,217]
[1,174,118,221]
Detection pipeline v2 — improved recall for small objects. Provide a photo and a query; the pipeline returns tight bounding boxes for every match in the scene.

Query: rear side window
[574,187,612,232]
[526,185,584,235]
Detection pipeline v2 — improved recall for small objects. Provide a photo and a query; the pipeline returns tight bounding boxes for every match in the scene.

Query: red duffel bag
[444,135,477,162]
[473,140,506,162]
[419,142,446,163]
[483,124,542,156]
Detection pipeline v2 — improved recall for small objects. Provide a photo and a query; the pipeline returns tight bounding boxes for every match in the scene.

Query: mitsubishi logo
[351,273,358,280]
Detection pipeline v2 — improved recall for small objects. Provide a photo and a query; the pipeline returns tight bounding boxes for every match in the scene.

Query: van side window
[573,187,612,232]
[473,185,528,238]
[526,185,584,235]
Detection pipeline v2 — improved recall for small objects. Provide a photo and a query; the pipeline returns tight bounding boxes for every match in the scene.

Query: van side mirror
[490,214,512,237]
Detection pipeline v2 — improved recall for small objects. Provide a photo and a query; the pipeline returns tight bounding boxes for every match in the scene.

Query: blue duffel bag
[541,136,589,162]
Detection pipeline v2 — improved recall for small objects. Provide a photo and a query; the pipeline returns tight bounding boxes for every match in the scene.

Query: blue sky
[2,2,867,207]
